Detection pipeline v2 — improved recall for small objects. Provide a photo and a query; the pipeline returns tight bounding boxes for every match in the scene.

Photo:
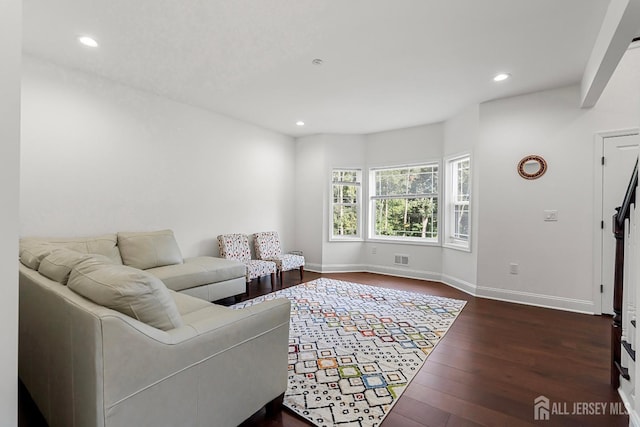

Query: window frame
[367,161,441,245]
[443,153,472,251]
[329,168,363,242]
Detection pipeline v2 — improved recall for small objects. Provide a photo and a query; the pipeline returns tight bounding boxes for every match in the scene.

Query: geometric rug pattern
[232,278,466,427]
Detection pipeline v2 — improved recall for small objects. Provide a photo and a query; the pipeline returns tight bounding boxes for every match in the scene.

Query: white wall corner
[439,274,478,296]
[581,0,640,107]
[0,0,21,425]
[303,263,324,273]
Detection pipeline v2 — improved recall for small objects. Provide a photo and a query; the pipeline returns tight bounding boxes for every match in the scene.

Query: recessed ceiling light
[78,36,99,48]
[493,73,511,82]
[296,121,305,126]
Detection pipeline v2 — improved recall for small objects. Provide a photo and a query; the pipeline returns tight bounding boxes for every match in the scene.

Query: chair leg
[300,266,304,282]
[271,272,276,290]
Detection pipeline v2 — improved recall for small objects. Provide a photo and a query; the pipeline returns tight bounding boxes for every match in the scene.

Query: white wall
[477,86,595,311]
[441,105,479,292]
[295,125,446,277]
[294,134,366,270]
[294,47,640,314]
[21,56,296,257]
[321,135,367,268]
[0,0,20,424]
[363,124,444,279]
[476,47,640,312]
[294,134,326,268]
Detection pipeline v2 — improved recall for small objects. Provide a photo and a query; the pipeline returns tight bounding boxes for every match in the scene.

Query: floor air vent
[394,254,409,265]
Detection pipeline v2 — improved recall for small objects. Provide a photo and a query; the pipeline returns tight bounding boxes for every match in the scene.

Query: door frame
[593,128,639,315]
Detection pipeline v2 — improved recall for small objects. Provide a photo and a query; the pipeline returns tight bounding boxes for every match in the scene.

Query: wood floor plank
[19,272,629,427]
[402,383,535,427]
[380,411,431,427]
[390,395,451,427]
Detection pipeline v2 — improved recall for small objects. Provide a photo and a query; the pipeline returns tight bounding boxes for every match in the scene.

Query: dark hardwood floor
[20,272,627,427]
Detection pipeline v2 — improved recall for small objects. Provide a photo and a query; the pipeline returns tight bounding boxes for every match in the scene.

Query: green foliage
[374,198,437,238]
[374,166,438,239]
[331,166,441,240]
[453,158,470,239]
[333,205,358,236]
[332,170,360,237]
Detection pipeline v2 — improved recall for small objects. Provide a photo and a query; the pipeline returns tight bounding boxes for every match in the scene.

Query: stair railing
[612,157,638,388]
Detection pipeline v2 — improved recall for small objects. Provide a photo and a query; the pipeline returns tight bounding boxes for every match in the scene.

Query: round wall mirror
[517,155,547,180]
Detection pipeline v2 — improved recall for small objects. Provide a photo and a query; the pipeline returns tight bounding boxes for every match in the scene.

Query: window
[369,163,439,242]
[331,169,362,239]
[445,155,471,249]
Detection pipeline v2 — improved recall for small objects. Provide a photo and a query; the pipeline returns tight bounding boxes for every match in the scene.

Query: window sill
[443,242,471,252]
[329,237,364,243]
[367,237,440,247]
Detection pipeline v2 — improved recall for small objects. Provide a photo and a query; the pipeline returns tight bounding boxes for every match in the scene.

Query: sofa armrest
[100,298,291,411]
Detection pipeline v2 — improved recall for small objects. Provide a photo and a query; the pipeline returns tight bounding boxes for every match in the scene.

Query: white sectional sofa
[20,230,247,301]
[18,230,291,427]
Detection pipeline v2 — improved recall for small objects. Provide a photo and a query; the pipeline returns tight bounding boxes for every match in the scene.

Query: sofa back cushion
[20,243,61,270]
[68,257,184,331]
[38,248,94,285]
[20,234,123,264]
[117,230,183,270]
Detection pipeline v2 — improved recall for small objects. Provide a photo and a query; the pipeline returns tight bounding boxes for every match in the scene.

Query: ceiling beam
[581,0,640,108]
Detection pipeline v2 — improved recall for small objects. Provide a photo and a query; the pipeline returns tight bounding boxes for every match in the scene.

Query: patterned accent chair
[253,231,304,282]
[217,234,277,295]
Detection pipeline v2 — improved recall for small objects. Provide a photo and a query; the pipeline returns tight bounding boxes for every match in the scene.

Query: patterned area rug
[232,278,466,427]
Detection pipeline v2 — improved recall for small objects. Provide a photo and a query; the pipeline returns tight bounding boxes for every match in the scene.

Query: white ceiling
[22,0,612,137]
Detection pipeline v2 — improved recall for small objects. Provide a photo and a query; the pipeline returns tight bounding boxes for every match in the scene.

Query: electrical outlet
[510,263,519,275]
[544,210,558,221]
[371,246,377,255]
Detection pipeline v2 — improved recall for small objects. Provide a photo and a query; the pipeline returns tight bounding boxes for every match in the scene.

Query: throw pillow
[21,234,123,264]
[38,250,110,285]
[20,243,61,270]
[117,230,183,270]
[68,258,184,331]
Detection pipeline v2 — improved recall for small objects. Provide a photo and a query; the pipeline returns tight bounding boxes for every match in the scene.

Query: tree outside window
[331,169,361,239]
[370,164,438,242]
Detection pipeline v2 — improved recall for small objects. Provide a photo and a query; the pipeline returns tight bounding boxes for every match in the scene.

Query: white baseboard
[304,263,367,273]
[365,264,441,282]
[440,274,477,296]
[304,262,596,314]
[476,285,595,314]
[303,263,323,273]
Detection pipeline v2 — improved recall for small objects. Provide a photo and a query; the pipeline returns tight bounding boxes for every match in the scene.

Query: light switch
[544,210,558,221]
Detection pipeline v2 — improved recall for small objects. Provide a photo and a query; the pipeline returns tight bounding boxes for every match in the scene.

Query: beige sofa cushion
[170,290,215,315]
[146,256,245,292]
[20,243,60,270]
[68,257,183,331]
[38,248,93,284]
[20,234,123,264]
[117,230,183,270]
